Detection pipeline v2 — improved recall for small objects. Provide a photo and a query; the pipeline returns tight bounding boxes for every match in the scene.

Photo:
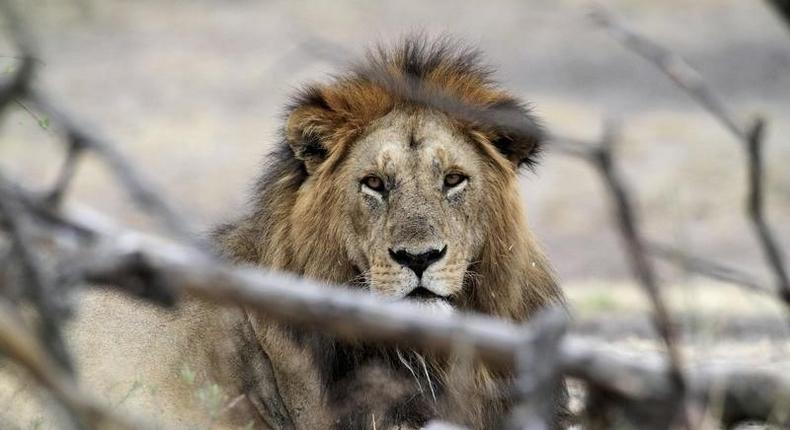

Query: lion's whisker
[396,348,423,394]
[348,268,372,288]
[415,352,437,404]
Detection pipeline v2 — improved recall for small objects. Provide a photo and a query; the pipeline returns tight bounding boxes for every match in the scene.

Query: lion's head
[334,109,494,306]
[217,37,561,320]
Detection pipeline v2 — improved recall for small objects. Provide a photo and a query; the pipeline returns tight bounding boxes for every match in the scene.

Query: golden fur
[209,37,565,429]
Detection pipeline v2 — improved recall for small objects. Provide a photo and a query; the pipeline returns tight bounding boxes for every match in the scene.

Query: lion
[0,37,565,430]
[199,37,566,429]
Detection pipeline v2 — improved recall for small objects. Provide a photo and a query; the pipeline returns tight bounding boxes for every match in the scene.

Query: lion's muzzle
[388,245,447,279]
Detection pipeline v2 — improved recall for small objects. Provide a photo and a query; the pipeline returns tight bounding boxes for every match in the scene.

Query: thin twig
[589,7,743,138]
[561,337,790,428]
[26,89,205,249]
[745,118,790,304]
[45,137,84,206]
[648,241,772,295]
[0,56,33,117]
[547,134,597,161]
[13,97,50,131]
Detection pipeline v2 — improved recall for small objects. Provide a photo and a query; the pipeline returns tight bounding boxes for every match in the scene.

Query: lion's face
[278,40,554,318]
[339,109,487,308]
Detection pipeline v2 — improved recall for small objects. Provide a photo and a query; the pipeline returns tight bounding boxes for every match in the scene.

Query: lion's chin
[410,297,455,316]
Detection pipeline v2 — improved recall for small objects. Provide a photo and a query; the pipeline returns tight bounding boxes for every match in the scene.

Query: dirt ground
[0,0,788,428]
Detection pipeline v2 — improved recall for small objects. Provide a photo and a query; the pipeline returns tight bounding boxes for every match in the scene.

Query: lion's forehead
[350,109,480,178]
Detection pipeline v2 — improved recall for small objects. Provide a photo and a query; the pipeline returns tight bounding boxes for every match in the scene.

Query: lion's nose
[388,245,447,278]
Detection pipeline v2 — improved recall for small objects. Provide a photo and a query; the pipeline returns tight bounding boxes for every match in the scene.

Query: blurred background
[0,0,788,405]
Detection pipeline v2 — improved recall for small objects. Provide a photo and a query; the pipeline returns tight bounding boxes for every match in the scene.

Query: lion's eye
[361,175,386,193]
[444,173,467,188]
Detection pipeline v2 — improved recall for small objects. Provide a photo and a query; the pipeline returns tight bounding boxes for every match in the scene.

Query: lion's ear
[486,99,545,170]
[285,88,338,174]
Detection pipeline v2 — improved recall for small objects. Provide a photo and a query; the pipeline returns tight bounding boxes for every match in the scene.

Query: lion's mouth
[407,287,455,315]
[406,286,450,303]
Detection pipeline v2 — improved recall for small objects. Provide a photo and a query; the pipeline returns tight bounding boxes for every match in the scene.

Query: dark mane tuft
[363,35,492,84]
[283,35,545,172]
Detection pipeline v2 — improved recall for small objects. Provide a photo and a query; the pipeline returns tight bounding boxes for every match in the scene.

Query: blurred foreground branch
[3,186,790,428]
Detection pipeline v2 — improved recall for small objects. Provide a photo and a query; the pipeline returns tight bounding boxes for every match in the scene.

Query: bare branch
[587,121,688,427]
[591,5,790,310]
[69,203,529,372]
[0,182,73,373]
[550,135,777,298]
[25,89,204,248]
[745,118,790,304]
[0,2,36,114]
[0,57,33,115]
[547,135,597,161]
[18,200,790,428]
[505,309,568,430]
[589,7,743,138]
[647,242,776,295]
[561,338,790,428]
[647,241,772,295]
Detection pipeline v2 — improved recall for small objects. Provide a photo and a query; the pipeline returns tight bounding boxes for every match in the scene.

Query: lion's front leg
[243,312,334,430]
